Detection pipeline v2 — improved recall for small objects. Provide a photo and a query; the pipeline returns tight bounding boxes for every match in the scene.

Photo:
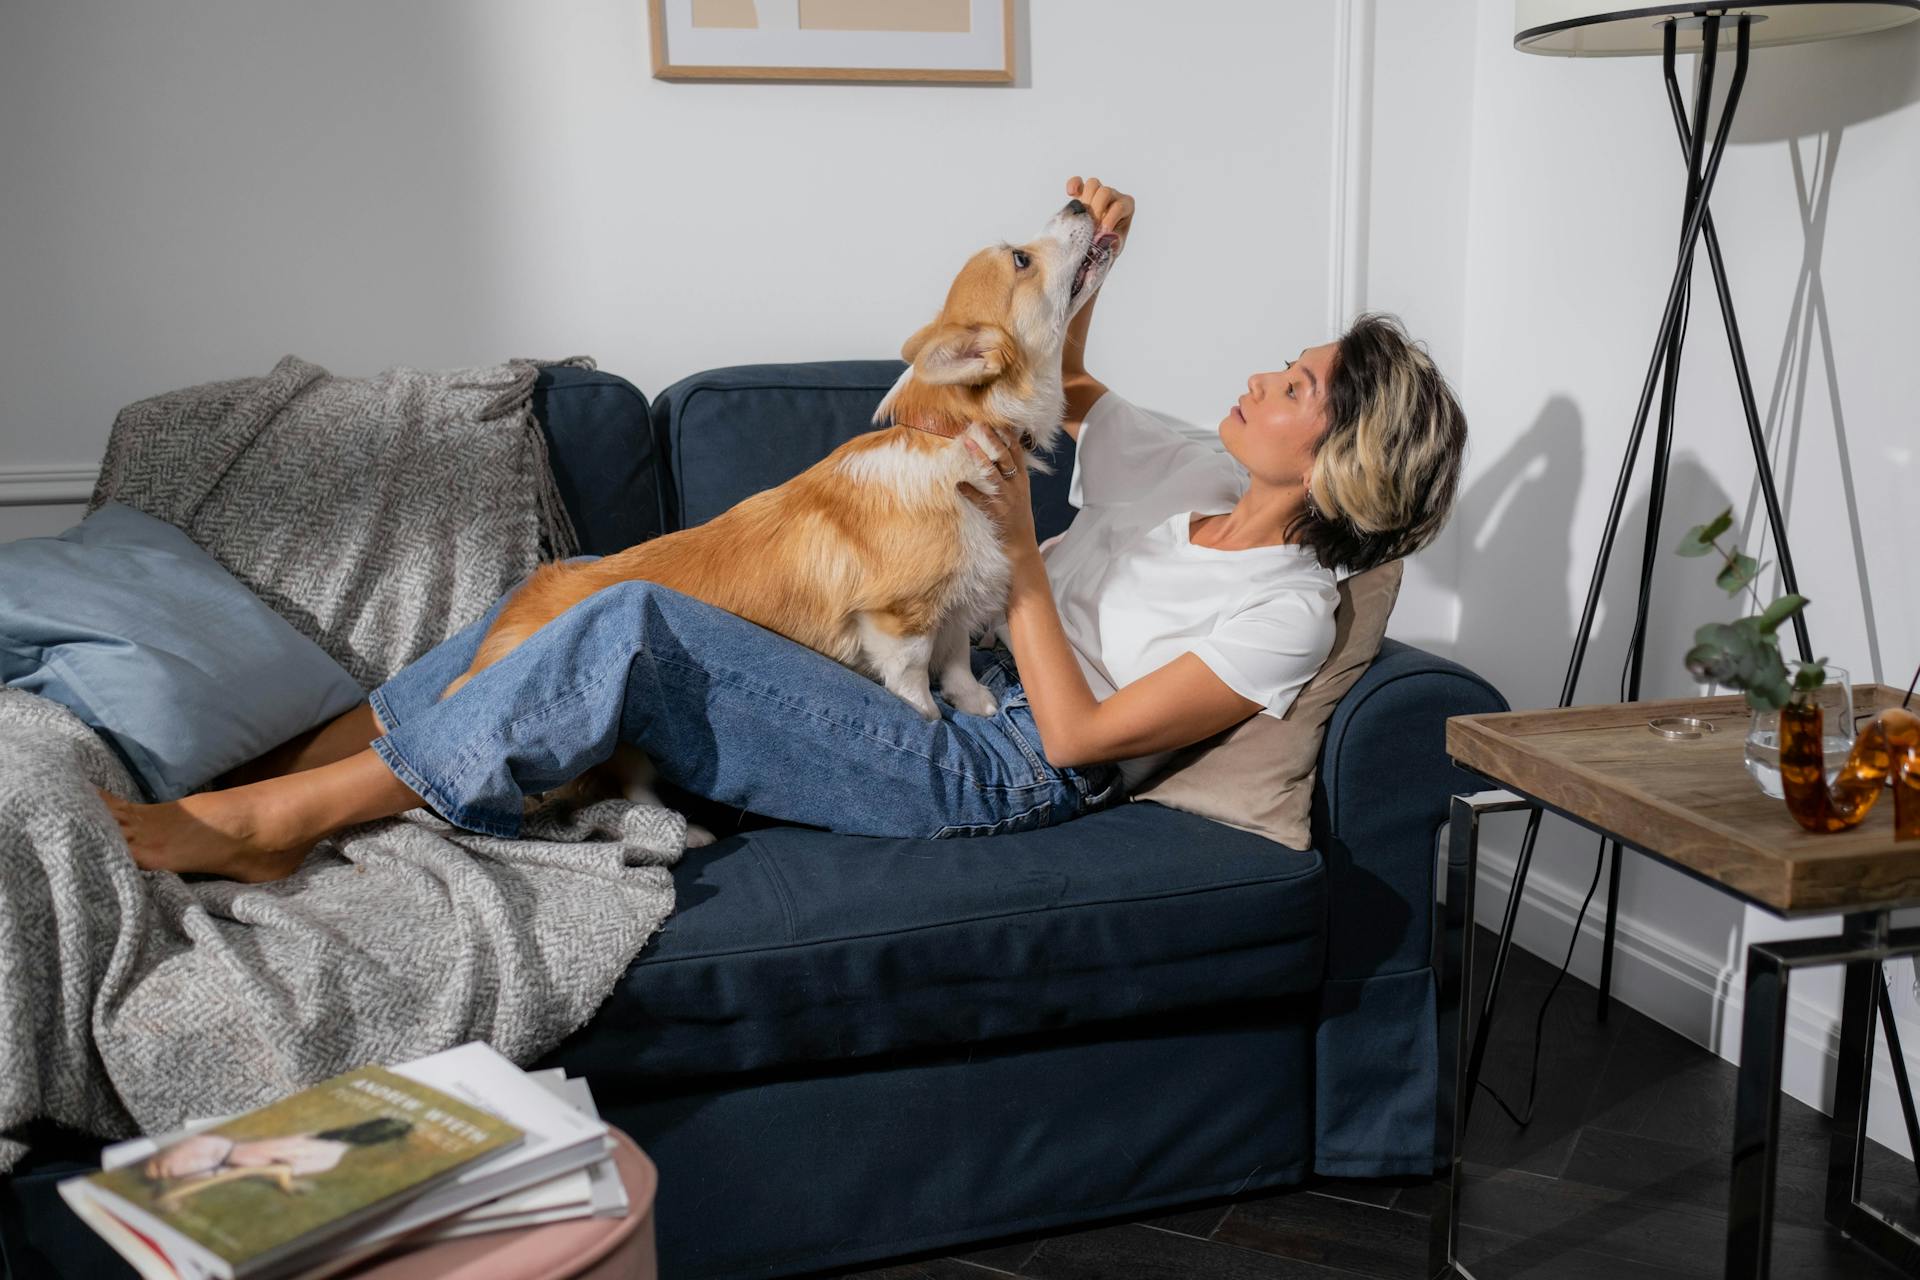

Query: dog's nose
[1064,199,1088,216]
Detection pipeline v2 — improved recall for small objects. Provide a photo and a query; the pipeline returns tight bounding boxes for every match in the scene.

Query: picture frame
[648,0,1015,84]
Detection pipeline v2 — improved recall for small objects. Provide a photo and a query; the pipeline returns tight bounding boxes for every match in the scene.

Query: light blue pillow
[0,501,365,801]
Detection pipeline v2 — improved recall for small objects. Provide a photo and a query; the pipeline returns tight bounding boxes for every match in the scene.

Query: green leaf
[1677,508,1734,557]
[1687,617,1794,708]
[1741,644,1788,695]
[1684,641,1736,685]
[1716,552,1761,596]
[1792,658,1829,692]
[1756,594,1808,634]
[1686,620,1762,685]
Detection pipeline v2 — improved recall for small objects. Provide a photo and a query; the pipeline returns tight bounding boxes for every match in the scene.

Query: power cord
[1474,282,1697,1128]
[1475,836,1608,1126]
[1473,627,1645,1127]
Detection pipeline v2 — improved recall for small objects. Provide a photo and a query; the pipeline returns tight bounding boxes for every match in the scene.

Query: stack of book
[59,1042,629,1280]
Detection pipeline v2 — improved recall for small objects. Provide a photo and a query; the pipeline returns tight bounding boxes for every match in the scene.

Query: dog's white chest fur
[832,425,1029,720]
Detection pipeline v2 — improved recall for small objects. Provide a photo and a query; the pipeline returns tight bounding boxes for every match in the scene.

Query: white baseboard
[0,464,97,507]
[1474,842,1920,1162]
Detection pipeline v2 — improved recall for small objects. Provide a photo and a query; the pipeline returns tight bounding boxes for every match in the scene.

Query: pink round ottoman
[349,1128,658,1280]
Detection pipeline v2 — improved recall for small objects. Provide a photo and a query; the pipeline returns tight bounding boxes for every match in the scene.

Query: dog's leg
[933,615,998,717]
[519,748,716,848]
[608,744,716,848]
[856,613,940,721]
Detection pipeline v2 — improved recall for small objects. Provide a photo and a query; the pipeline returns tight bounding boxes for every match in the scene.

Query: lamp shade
[1515,1,1920,55]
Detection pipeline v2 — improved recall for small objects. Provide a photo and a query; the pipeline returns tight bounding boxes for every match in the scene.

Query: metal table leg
[1726,916,1920,1277]
[1431,790,1532,1280]
[1430,798,1920,1279]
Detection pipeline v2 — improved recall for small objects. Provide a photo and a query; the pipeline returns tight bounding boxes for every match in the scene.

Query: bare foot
[99,787,316,883]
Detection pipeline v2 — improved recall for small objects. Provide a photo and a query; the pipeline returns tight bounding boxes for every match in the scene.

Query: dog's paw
[946,682,1000,717]
[684,821,717,849]
[890,684,942,721]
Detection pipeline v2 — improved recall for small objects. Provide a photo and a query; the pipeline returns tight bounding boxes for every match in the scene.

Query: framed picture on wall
[649,0,1015,83]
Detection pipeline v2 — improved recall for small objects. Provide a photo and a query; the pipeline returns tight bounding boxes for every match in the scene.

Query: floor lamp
[1463,1,1920,1142]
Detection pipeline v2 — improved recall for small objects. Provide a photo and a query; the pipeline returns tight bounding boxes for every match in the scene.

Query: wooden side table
[1432,685,1920,1280]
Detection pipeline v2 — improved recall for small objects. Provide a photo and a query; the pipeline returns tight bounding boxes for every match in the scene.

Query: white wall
[1359,0,1482,653]
[0,0,1360,524]
[1456,0,1920,1156]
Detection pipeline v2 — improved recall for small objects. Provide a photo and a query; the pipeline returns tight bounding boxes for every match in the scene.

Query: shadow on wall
[1448,14,1919,704]
[1726,16,1920,142]
[1441,393,1737,712]
[1741,124,1884,683]
[1442,395,1582,708]
[1690,19,1912,683]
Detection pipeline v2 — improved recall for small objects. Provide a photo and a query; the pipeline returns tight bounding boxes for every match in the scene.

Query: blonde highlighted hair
[1291,312,1467,574]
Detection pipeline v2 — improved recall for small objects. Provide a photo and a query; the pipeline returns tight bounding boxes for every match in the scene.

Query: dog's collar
[893,415,970,441]
[893,417,1037,450]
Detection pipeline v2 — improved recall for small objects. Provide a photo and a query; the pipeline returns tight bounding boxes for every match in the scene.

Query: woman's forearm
[1001,549,1105,767]
[1063,291,1099,379]
[1060,296,1108,440]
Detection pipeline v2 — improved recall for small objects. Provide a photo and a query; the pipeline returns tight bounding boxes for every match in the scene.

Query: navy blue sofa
[0,361,1508,1280]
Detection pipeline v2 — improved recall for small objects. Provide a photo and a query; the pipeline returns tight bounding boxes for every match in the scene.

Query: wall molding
[1326,0,1374,336]
[0,464,97,507]
[1475,841,1920,1160]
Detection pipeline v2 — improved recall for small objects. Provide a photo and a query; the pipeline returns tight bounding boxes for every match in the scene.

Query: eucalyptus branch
[1677,507,1822,712]
[1707,535,1770,616]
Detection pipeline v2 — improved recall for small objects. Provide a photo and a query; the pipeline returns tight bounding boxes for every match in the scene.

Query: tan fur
[439,206,1105,720]
[453,436,967,687]
[434,202,1114,821]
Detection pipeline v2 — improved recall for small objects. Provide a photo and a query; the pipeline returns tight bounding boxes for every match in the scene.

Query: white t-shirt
[993,391,1339,789]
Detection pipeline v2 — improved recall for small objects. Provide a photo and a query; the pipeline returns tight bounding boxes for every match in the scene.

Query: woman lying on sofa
[101,176,1470,883]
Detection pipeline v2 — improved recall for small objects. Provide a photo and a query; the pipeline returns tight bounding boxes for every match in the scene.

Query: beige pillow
[1130,559,1405,849]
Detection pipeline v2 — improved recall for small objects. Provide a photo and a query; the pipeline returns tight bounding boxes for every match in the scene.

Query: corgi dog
[439,199,1117,827]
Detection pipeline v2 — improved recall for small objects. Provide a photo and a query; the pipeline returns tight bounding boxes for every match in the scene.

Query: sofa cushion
[532,365,661,555]
[545,801,1325,1081]
[1131,559,1404,849]
[650,360,1080,541]
[0,502,365,801]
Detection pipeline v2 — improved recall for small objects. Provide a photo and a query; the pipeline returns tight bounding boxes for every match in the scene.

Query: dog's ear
[911,323,1014,386]
[900,322,938,365]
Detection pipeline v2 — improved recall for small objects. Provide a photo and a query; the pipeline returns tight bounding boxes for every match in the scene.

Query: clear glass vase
[1744,662,1853,799]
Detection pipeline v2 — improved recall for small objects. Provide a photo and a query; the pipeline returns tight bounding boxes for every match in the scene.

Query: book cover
[102,1065,626,1248]
[82,1064,520,1275]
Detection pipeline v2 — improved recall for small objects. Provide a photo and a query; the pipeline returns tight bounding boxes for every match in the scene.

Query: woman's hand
[1066,175,1134,261]
[1060,177,1132,437]
[957,423,1039,559]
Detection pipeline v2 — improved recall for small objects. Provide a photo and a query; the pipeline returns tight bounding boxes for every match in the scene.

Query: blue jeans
[367,573,1122,840]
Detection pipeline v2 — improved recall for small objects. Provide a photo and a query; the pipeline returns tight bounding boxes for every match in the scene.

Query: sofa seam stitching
[643,868,1324,965]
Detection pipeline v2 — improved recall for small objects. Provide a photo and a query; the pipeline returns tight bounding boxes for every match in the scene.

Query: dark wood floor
[832,928,1920,1279]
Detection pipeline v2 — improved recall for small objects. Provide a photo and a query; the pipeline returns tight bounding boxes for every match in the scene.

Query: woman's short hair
[1288,312,1468,574]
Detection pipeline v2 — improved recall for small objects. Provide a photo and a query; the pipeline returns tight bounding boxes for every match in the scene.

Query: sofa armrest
[1312,637,1508,982]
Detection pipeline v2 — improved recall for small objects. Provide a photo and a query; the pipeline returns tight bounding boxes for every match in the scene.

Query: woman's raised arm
[1060,176,1133,441]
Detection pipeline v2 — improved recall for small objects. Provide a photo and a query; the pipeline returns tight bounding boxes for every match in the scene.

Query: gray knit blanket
[0,356,684,1172]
